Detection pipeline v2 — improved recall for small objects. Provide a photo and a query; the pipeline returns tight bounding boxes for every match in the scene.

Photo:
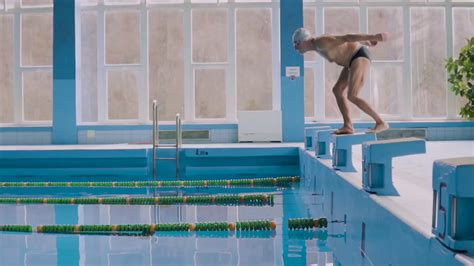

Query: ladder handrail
[152,100,158,181]
[152,100,182,181]
[175,113,181,180]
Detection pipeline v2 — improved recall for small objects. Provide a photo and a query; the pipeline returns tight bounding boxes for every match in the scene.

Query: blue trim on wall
[52,0,78,144]
[280,0,305,142]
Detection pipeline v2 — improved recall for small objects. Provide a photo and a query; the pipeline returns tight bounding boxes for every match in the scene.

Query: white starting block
[362,137,425,195]
[304,126,331,151]
[315,129,334,159]
[332,133,376,172]
[432,157,474,254]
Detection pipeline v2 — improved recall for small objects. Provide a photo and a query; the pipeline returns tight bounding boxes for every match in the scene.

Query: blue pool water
[0,181,355,266]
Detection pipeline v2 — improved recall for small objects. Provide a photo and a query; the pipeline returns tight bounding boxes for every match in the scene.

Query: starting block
[432,157,474,254]
[332,133,376,172]
[362,137,425,195]
[315,129,334,159]
[304,126,331,151]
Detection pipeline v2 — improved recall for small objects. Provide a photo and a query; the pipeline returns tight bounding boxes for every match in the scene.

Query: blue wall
[52,0,78,144]
[280,0,305,142]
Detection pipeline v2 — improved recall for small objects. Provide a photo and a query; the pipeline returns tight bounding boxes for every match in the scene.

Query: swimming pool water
[0,182,358,266]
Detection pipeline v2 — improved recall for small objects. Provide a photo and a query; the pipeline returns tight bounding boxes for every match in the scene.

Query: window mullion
[97,0,107,123]
[14,2,22,123]
[184,2,193,122]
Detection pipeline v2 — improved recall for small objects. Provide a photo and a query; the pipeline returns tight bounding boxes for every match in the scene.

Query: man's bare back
[311,39,361,67]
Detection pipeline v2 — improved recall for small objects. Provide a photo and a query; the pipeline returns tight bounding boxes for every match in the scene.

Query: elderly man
[293,28,389,134]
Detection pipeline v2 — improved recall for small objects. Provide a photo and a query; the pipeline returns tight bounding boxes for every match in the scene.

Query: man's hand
[375,32,389,42]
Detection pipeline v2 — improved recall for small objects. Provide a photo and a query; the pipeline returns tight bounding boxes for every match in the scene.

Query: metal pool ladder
[152,100,182,181]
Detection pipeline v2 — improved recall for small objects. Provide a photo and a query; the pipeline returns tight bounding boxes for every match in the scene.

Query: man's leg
[347,59,388,133]
[332,67,354,134]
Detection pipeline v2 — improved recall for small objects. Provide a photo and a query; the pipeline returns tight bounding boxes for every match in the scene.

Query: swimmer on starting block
[293,28,389,135]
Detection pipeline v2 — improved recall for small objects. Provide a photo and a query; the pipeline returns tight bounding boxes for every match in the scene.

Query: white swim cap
[292,28,311,45]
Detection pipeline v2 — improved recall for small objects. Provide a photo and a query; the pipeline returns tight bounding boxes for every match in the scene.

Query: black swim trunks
[349,46,372,67]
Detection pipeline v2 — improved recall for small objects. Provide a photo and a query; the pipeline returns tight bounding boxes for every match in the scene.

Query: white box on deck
[238,111,282,142]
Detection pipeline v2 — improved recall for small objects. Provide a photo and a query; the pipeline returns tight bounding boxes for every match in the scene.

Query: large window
[2,0,474,126]
[79,0,277,124]
[0,14,14,123]
[0,1,53,124]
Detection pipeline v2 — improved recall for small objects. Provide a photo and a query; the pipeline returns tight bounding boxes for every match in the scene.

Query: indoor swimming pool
[0,180,346,266]
[0,141,472,266]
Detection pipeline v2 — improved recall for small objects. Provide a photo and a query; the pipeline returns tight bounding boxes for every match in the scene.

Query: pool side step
[315,129,334,159]
[362,137,426,195]
[304,126,331,151]
[432,157,474,254]
[332,133,377,172]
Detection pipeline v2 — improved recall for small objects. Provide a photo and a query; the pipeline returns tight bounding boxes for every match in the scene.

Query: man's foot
[367,122,389,133]
[334,126,354,135]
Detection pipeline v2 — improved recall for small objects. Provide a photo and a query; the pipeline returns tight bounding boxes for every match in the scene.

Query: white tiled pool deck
[313,140,474,263]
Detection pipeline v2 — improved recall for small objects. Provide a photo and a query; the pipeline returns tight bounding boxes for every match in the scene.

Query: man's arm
[313,33,387,50]
[340,33,386,43]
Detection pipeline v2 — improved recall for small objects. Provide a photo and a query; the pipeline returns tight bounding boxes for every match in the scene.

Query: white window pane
[323,0,358,2]
[192,9,228,63]
[368,7,403,61]
[236,0,270,2]
[105,11,140,65]
[5,0,14,9]
[304,8,316,62]
[21,0,53,7]
[453,0,474,2]
[107,69,139,120]
[192,0,214,2]
[305,68,315,118]
[453,8,474,56]
[195,69,226,119]
[81,0,98,6]
[81,11,98,122]
[324,8,360,119]
[149,9,185,121]
[23,71,53,121]
[0,15,14,123]
[105,0,140,5]
[0,1,3,9]
[453,8,474,117]
[370,65,403,116]
[21,13,53,66]
[411,8,447,117]
[236,8,273,111]
[147,0,184,3]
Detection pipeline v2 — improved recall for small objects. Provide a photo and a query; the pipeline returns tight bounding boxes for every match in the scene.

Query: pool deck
[302,140,474,264]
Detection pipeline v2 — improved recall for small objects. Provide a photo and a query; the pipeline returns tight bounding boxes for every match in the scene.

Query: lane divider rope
[0,176,300,188]
[0,194,274,206]
[0,220,277,235]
